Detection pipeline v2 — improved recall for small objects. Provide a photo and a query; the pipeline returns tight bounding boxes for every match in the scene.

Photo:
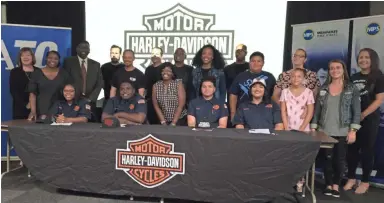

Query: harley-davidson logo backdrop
[116,134,185,188]
[124,3,235,69]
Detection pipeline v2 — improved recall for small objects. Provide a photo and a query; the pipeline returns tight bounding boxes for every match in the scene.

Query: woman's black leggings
[324,137,347,186]
[347,114,380,182]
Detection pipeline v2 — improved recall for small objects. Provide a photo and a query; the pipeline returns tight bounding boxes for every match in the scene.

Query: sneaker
[332,190,340,198]
[323,188,333,196]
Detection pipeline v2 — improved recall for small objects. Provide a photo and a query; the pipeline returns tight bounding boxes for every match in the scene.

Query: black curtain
[5,1,85,56]
[282,1,371,71]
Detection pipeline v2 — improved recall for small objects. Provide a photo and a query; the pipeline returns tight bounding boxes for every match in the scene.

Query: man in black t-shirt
[145,47,164,124]
[228,51,276,120]
[110,50,146,98]
[101,45,125,102]
[224,44,249,93]
[145,47,163,100]
[173,48,194,103]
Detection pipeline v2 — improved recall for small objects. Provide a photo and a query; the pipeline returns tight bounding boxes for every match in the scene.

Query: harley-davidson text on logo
[124,3,235,68]
[116,134,185,188]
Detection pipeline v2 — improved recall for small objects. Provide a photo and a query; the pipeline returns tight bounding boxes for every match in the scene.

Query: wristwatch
[350,128,358,132]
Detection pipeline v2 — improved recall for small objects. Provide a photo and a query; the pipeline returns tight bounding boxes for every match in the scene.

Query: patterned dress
[154,79,187,123]
[276,69,320,91]
[280,88,315,131]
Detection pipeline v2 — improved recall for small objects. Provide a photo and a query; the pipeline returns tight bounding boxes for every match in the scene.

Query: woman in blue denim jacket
[191,45,226,103]
[310,59,361,198]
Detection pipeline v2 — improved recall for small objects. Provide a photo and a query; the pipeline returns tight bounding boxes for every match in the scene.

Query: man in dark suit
[63,40,103,122]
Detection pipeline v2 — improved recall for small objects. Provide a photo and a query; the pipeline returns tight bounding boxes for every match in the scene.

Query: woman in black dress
[9,47,38,119]
[28,51,71,120]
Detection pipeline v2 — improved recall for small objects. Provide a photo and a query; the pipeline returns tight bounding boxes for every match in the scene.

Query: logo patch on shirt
[265,104,273,108]
[85,104,91,110]
[138,99,145,104]
[320,90,327,96]
[74,106,80,111]
[130,77,136,82]
[129,104,135,110]
[213,105,220,110]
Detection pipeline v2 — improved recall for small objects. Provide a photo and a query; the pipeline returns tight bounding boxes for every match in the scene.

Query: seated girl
[50,83,90,123]
[233,78,283,131]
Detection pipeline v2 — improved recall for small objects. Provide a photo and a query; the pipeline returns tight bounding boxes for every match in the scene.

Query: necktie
[81,60,87,95]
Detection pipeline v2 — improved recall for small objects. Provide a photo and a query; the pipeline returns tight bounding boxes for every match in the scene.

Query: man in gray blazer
[63,41,103,122]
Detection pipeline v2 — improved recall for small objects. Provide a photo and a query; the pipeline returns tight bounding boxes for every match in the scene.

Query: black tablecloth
[9,123,321,203]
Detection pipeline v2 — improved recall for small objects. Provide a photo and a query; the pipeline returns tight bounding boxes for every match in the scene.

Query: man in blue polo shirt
[102,82,147,125]
[233,78,283,131]
[188,76,228,128]
[228,51,276,121]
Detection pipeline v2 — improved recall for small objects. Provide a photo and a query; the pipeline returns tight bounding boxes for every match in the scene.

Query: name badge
[198,122,210,128]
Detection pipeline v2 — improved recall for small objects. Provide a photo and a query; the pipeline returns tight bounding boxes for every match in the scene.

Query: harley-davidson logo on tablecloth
[116,134,185,188]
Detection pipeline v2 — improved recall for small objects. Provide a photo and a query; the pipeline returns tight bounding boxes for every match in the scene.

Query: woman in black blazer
[9,47,38,119]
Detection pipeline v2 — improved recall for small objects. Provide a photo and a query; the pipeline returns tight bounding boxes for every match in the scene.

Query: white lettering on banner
[153,12,205,31]
[1,40,58,70]
[1,40,13,70]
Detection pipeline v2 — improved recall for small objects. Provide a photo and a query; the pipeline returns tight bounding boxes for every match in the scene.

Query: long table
[3,120,335,203]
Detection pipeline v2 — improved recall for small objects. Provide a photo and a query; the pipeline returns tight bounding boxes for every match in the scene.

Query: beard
[111,57,119,63]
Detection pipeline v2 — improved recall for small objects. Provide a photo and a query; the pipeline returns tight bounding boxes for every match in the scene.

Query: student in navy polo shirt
[50,83,91,123]
[228,51,276,121]
[233,78,283,130]
[188,76,228,128]
[102,81,147,125]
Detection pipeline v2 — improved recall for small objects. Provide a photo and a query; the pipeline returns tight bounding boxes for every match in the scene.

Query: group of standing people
[9,41,384,198]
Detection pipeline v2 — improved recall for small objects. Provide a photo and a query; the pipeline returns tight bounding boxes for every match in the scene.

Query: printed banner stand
[291,15,384,188]
[350,15,384,186]
[1,23,72,160]
[291,19,350,85]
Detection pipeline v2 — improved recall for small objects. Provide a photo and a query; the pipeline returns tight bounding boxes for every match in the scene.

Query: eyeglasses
[293,54,305,58]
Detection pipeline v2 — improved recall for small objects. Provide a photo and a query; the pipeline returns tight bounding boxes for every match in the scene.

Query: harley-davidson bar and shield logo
[124,3,235,69]
[116,134,185,188]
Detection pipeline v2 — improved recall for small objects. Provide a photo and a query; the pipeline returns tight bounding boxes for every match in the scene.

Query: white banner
[292,20,350,85]
[351,15,384,182]
[351,15,384,74]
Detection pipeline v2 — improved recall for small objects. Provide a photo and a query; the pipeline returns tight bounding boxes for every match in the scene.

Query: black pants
[89,102,101,123]
[347,114,380,182]
[147,99,160,125]
[324,136,347,186]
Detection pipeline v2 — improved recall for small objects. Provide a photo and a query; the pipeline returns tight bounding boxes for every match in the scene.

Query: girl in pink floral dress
[280,68,315,192]
[280,68,315,131]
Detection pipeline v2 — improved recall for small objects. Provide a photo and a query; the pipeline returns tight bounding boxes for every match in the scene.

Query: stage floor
[1,164,384,203]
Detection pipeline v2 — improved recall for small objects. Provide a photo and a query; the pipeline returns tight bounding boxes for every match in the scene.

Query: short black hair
[111,45,122,54]
[201,76,216,87]
[249,51,265,61]
[123,49,135,57]
[79,40,90,46]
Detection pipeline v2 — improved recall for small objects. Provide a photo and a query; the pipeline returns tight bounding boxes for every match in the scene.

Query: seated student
[233,78,283,130]
[102,81,147,125]
[188,76,228,128]
[50,83,91,123]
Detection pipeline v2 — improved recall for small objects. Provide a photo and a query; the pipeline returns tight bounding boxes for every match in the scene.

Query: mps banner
[351,15,384,181]
[1,24,71,158]
[291,20,350,85]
